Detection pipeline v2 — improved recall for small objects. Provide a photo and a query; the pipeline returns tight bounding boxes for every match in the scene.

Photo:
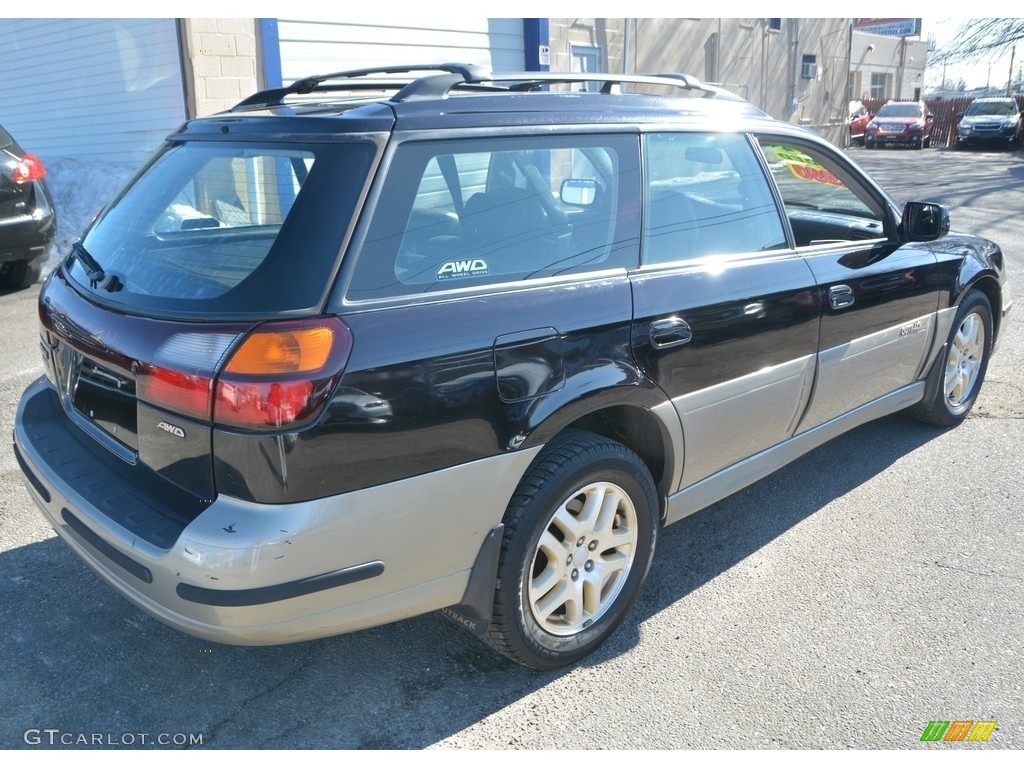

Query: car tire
[924,136,931,149]
[865,138,875,149]
[483,429,659,670]
[0,259,43,291]
[907,290,993,428]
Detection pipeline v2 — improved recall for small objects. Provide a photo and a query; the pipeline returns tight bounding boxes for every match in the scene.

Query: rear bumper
[14,378,538,644]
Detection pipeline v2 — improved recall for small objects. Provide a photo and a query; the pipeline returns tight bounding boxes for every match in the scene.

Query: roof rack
[230,63,740,111]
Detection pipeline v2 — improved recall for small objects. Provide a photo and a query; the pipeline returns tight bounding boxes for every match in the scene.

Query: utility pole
[896,36,907,97]
[1008,46,1016,97]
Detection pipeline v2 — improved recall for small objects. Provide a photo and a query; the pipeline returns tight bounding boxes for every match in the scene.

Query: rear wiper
[70,242,122,292]
[71,241,105,285]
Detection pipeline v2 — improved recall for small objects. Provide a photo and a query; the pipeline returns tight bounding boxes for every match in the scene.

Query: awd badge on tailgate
[157,421,186,439]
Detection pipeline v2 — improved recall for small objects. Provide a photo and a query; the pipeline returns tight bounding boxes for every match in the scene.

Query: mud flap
[438,524,503,636]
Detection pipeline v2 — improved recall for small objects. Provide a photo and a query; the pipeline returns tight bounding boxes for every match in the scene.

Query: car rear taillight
[13,152,46,183]
[136,318,353,432]
[138,366,213,421]
[214,318,353,431]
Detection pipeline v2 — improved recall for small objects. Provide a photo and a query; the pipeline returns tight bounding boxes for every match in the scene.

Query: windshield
[877,103,923,118]
[69,140,375,318]
[965,101,1017,117]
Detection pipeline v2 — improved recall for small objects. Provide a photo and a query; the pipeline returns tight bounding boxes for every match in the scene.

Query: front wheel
[907,290,993,427]
[483,430,659,670]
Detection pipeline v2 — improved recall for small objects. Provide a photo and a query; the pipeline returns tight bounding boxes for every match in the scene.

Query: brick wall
[181,18,258,117]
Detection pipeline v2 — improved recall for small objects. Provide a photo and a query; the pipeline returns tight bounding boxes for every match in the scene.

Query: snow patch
[42,157,140,275]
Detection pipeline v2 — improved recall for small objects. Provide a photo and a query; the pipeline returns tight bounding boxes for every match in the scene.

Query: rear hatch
[40,132,377,511]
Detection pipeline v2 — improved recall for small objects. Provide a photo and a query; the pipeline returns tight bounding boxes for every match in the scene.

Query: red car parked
[865,100,934,149]
[849,100,871,145]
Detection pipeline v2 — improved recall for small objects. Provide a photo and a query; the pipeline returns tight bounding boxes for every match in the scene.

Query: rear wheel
[0,259,43,291]
[483,430,658,670]
[907,290,993,427]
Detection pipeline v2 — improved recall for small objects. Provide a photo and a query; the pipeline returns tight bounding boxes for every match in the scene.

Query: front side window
[348,134,641,300]
[642,132,788,265]
[755,137,886,247]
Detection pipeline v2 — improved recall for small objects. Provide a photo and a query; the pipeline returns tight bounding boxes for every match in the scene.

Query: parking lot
[1,144,1021,750]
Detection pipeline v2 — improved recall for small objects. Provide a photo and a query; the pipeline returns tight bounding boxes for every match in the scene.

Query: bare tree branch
[932,18,1024,65]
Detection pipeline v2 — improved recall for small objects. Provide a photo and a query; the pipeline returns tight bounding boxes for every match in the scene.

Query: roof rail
[486,71,738,100]
[231,63,493,111]
[230,62,742,111]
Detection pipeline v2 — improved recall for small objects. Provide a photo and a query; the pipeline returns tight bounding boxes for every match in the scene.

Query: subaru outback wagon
[14,64,1010,669]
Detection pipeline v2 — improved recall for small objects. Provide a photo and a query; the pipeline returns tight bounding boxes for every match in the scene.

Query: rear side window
[642,132,788,264]
[348,134,641,300]
[70,141,374,317]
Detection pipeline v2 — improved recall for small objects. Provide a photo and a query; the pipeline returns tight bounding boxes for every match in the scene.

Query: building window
[869,72,890,100]
[801,55,817,80]
[768,18,782,31]
[571,46,602,92]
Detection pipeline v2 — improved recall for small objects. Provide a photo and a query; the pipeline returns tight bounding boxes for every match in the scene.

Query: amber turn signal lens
[225,326,334,374]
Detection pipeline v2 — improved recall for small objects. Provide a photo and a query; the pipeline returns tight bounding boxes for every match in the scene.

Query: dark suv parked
[1,123,56,290]
[13,65,1010,669]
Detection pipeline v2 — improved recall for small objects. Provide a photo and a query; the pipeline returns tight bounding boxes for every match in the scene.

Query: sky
[921,17,1022,91]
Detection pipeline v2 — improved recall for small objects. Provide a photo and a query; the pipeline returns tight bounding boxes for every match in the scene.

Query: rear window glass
[69,140,374,317]
[347,134,641,300]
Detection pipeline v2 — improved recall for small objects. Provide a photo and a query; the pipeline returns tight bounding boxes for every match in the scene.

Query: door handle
[649,317,693,349]
[829,284,855,310]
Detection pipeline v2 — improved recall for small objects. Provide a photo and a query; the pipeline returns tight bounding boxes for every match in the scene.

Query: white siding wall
[0,18,186,164]
[277,17,525,82]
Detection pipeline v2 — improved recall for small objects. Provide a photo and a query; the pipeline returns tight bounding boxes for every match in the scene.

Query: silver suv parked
[956,97,1022,149]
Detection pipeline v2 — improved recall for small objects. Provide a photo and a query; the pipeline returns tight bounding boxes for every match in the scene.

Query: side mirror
[956,112,965,120]
[902,201,949,242]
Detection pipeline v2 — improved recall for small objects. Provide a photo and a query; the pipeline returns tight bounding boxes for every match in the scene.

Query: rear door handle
[829,284,855,310]
[649,317,693,349]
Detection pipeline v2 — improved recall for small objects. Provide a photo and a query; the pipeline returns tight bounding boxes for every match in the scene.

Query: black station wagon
[13,65,1011,669]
